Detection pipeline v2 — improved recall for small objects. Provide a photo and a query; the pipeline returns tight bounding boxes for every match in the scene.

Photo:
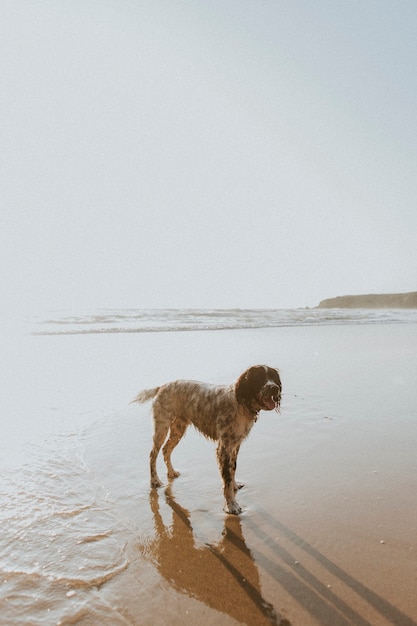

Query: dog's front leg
[217,443,242,515]
[230,445,244,492]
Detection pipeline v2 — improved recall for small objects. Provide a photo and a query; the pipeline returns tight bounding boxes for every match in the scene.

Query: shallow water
[1,311,417,625]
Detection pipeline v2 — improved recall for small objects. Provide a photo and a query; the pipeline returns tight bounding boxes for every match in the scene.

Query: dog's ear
[235,366,262,403]
[235,370,250,403]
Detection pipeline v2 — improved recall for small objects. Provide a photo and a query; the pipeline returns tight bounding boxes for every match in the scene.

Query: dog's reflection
[142,487,280,625]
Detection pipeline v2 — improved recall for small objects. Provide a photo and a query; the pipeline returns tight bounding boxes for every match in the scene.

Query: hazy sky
[2,0,416,312]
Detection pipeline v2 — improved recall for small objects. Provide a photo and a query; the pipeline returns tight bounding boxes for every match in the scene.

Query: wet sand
[1,322,417,625]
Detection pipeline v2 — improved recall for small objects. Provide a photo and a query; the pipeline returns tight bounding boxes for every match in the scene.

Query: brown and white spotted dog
[132,365,282,514]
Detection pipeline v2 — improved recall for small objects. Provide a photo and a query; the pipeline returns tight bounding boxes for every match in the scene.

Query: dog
[132,365,281,514]
[132,365,282,515]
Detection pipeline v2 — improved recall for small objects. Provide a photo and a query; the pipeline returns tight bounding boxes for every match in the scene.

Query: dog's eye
[268,369,281,386]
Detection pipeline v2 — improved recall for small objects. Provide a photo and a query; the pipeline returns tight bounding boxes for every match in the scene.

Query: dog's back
[132,380,224,407]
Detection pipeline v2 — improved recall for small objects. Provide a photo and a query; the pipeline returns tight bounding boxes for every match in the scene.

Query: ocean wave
[32,307,417,336]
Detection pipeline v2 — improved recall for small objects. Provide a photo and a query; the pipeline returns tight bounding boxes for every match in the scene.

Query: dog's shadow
[140,487,283,625]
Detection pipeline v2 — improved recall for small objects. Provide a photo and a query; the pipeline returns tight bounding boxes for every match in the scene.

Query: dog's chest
[230,408,255,443]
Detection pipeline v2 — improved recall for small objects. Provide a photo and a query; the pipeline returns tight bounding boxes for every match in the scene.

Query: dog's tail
[130,387,160,405]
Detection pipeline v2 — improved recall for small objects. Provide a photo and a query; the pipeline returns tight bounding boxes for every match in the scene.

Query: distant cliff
[318,292,417,309]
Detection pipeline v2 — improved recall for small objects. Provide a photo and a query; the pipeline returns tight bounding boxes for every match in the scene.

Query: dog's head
[235,365,281,413]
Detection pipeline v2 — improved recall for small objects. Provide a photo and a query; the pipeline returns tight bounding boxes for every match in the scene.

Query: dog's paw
[225,500,242,515]
[150,477,163,488]
[167,470,181,479]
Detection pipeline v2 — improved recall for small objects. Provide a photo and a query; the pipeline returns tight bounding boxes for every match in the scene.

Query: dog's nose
[265,383,280,396]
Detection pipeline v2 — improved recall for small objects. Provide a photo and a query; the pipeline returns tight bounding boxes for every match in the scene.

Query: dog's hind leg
[162,418,187,480]
[150,421,170,488]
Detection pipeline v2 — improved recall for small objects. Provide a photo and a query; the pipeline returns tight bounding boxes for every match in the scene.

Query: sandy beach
[1,315,417,625]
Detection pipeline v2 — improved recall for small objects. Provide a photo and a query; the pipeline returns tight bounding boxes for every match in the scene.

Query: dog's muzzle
[259,383,281,411]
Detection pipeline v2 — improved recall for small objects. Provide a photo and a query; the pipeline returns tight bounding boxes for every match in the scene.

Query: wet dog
[132,365,281,514]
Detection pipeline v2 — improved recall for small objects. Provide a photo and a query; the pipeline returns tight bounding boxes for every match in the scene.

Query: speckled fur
[132,365,281,514]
